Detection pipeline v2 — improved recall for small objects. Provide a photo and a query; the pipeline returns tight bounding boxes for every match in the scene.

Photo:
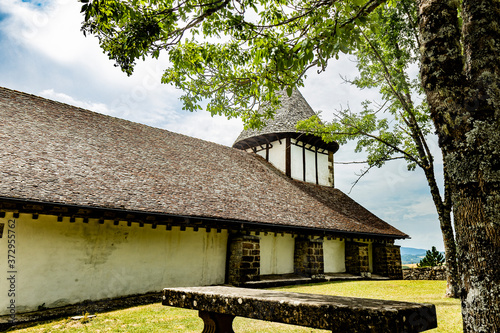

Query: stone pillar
[294,237,324,277]
[227,234,260,286]
[373,244,403,279]
[345,241,369,276]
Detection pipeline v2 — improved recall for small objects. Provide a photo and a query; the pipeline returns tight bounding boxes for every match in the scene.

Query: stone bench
[162,286,437,332]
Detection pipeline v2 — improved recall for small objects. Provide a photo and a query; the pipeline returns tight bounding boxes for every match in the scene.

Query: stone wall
[373,244,403,279]
[345,241,369,275]
[227,234,260,285]
[294,237,324,277]
[403,266,447,280]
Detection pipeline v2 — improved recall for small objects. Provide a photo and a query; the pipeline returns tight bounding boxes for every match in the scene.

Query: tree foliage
[81,0,385,128]
[297,0,429,175]
[418,246,445,267]
[296,1,459,298]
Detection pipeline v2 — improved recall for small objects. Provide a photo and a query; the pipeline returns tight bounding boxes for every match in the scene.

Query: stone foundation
[227,234,260,285]
[294,237,324,277]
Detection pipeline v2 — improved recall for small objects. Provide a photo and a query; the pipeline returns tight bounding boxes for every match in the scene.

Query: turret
[233,90,339,186]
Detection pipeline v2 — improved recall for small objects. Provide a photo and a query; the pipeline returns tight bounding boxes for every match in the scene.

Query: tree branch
[335,156,405,164]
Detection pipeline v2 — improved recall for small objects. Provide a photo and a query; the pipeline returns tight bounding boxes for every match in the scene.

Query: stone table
[162,286,437,332]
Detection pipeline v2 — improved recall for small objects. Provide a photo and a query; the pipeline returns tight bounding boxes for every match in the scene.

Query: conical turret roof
[233,90,339,152]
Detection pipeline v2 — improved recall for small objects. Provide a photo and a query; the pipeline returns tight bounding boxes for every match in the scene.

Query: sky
[0,0,447,251]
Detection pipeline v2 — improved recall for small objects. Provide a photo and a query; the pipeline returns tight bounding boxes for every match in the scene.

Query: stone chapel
[0,87,407,322]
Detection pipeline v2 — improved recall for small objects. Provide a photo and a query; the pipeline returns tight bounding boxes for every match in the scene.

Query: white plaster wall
[268,140,286,172]
[323,239,346,273]
[289,141,332,186]
[290,143,303,181]
[304,148,316,184]
[317,152,330,186]
[0,213,228,315]
[259,233,294,275]
[256,149,266,160]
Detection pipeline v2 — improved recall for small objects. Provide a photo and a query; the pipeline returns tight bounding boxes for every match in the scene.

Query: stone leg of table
[199,310,236,333]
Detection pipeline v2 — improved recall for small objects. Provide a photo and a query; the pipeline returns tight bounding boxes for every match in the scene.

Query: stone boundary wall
[403,266,447,280]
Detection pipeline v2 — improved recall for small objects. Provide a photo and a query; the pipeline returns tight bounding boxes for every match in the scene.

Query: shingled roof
[0,87,407,239]
[233,89,339,152]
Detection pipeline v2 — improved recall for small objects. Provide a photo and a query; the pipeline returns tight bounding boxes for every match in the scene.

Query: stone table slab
[162,286,437,333]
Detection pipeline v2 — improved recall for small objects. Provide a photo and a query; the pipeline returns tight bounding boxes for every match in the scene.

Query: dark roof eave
[233,132,339,153]
[0,196,408,240]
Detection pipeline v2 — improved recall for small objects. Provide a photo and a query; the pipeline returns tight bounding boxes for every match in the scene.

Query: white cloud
[1,0,85,62]
[401,196,438,221]
[164,111,243,147]
[301,55,382,122]
[39,89,113,115]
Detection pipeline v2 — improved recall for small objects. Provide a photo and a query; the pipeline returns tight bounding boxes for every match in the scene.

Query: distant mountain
[400,247,427,255]
[400,247,427,265]
[399,247,446,265]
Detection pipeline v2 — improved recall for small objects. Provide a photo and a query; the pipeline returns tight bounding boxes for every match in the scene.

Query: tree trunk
[419,0,500,330]
[437,208,460,298]
[452,163,500,331]
[424,160,460,298]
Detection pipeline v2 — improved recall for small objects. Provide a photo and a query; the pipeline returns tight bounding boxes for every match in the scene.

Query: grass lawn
[10,280,462,332]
